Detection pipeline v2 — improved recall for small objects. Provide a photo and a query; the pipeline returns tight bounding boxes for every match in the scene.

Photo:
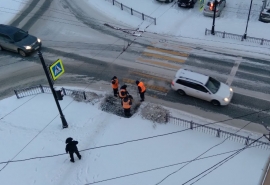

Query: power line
[181,136,264,185]
[154,108,266,185]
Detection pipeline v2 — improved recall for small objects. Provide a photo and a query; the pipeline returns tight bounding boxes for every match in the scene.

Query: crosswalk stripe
[130,70,172,82]
[147,46,189,57]
[142,52,186,63]
[137,58,180,69]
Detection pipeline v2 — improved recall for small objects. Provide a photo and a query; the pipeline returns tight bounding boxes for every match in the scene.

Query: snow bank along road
[0,0,270,132]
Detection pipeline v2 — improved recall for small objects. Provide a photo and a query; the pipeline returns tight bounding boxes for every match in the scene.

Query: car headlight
[37,38,41,43]
[24,46,32,50]
[230,88,233,92]
[224,98,229,102]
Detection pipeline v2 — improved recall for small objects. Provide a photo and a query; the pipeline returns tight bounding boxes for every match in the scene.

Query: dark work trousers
[69,150,81,162]
[113,88,118,97]
[139,91,146,101]
[124,108,131,117]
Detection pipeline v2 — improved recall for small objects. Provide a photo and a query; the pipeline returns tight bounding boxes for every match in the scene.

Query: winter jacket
[66,141,79,153]
[137,82,146,93]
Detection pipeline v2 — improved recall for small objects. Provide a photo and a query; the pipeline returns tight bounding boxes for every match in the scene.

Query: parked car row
[156,0,227,17]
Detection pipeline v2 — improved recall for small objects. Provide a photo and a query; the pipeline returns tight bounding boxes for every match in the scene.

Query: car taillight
[171,81,174,86]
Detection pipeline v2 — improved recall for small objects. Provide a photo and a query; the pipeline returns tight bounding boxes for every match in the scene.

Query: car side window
[0,34,11,41]
[176,79,198,90]
[195,85,209,93]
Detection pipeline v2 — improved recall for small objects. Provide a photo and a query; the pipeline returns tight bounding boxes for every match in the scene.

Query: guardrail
[107,0,156,25]
[14,85,86,100]
[168,116,270,150]
[14,85,270,150]
[205,28,270,46]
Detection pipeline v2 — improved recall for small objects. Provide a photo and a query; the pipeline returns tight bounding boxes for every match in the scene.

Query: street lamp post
[243,0,253,39]
[37,50,68,129]
[211,0,217,35]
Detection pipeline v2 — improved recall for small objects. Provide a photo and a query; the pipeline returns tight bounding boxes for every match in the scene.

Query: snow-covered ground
[0,89,269,185]
[87,0,270,56]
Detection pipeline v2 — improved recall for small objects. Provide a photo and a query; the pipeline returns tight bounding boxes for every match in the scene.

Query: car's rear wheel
[18,49,26,57]
[177,89,185,96]
[211,100,220,106]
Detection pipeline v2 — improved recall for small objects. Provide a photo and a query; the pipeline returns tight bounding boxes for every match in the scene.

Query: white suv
[171,69,233,106]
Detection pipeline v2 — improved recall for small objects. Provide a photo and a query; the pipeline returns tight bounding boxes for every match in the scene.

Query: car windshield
[205,77,220,94]
[13,30,28,42]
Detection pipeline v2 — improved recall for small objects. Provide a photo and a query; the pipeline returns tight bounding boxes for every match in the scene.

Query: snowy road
[0,0,270,132]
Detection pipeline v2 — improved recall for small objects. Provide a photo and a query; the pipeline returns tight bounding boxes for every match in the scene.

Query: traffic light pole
[37,50,68,129]
[243,0,253,39]
[211,0,217,35]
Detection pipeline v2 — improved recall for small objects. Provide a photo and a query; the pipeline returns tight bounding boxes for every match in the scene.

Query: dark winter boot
[70,159,75,163]
[78,155,82,160]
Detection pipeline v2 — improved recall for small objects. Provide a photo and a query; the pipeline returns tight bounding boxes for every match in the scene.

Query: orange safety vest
[138,82,146,93]
[111,79,118,89]
[119,89,127,98]
[122,99,131,109]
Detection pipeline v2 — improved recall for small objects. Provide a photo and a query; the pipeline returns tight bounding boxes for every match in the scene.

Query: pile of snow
[140,103,169,124]
[71,91,103,105]
[100,94,141,117]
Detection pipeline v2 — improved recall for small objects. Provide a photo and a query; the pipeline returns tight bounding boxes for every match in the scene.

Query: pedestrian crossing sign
[49,59,65,80]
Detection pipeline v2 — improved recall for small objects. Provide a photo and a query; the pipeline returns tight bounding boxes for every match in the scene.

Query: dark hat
[66,137,73,144]
[122,85,127,89]
[136,80,139,85]
[113,76,117,79]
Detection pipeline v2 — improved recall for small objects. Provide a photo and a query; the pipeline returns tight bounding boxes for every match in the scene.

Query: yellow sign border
[49,59,65,80]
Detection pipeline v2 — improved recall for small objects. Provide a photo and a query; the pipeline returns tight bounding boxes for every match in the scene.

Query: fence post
[142,13,144,20]
[121,3,123,10]
[222,31,225,38]
[241,35,244,41]
[154,18,156,25]
[113,0,114,5]
[216,128,221,137]
[39,84,44,93]
[245,136,250,145]
[83,92,87,100]
[261,38,264,45]
[190,121,193,130]
[205,28,207,35]
[61,88,66,95]
[131,8,133,15]
[14,90,19,99]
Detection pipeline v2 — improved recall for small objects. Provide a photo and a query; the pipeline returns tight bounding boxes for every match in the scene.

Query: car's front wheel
[211,100,220,106]
[18,49,27,57]
[177,89,186,96]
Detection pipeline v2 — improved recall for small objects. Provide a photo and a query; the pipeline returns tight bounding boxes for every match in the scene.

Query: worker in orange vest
[119,85,129,99]
[136,80,146,102]
[122,96,132,117]
[111,76,119,97]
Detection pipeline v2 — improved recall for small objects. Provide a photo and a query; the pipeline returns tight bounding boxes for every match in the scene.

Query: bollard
[154,18,156,25]
[222,31,225,38]
[113,0,114,5]
[131,8,133,15]
[190,121,193,130]
[121,3,123,10]
[142,13,144,20]
[261,38,264,45]
[39,84,44,93]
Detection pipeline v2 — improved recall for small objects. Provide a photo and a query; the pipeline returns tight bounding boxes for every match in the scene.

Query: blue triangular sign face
[54,64,62,76]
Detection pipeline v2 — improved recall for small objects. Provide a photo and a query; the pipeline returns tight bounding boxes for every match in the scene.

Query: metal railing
[14,85,86,100]
[168,116,270,150]
[205,28,270,46]
[107,0,156,25]
[13,85,270,150]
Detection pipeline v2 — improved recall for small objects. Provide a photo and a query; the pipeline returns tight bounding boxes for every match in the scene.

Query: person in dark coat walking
[111,76,119,97]
[65,137,81,163]
[136,80,146,102]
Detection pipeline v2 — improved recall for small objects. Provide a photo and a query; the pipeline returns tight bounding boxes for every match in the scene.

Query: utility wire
[154,108,266,185]
[181,136,264,185]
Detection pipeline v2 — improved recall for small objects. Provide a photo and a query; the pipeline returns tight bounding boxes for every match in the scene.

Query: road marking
[123,78,169,93]
[142,52,186,63]
[147,47,189,57]
[226,57,242,86]
[130,70,172,82]
[137,58,180,70]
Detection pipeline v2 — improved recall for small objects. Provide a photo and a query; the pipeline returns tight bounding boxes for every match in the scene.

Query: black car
[0,24,41,57]
[178,0,197,8]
